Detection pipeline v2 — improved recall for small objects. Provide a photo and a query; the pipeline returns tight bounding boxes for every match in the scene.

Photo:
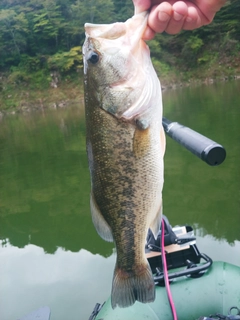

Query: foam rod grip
[162,117,226,166]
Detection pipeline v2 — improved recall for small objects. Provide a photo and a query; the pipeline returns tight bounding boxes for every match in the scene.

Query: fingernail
[158,12,170,22]
[173,12,183,21]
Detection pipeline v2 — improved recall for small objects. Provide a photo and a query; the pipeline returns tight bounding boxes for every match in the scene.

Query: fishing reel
[145,215,212,284]
[146,215,196,251]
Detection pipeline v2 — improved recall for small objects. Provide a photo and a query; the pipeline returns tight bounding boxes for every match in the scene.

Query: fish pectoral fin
[90,192,113,242]
[133,126,151,158]
[149,203,162,240]
[160,125,166,155]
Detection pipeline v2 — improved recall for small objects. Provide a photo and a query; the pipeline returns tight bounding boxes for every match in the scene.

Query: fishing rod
[162,117,226,166]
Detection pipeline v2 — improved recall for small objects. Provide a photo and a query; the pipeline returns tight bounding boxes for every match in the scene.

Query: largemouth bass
[83,12,165,309]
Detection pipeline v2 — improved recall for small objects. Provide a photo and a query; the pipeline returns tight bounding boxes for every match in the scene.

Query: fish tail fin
[111,261,155,309]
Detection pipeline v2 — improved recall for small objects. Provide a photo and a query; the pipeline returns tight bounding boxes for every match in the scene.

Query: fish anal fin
[111,261,155,309]
[90,192,113,242]
[149,203,162,240]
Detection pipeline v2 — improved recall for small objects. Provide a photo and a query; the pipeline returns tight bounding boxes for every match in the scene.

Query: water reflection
[162,80,240,244]
[0,82,239,253]
[0,81,239,319]
[0,107,113,256]
[0,241,115,320]
[0,236,239,320]
[195,230,240,267]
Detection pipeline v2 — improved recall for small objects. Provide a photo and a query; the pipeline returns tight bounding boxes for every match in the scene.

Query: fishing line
[161,218,178,320]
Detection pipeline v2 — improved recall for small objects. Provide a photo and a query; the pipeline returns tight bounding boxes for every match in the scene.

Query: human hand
[133,0,226,39]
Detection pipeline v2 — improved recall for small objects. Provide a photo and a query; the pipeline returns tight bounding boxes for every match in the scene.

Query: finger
[183,6,203,30]
[196,0,226,23]
[148,3,172,34]
[133,0,151,14]
[164,1,188,34]
[142,26,156,40]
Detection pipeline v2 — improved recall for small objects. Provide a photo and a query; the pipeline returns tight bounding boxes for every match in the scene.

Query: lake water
[0,80,239,320]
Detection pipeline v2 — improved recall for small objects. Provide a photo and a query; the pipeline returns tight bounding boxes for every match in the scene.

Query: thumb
[133,0,151,14]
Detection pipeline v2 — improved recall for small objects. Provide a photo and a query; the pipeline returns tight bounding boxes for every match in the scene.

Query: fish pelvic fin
[90,191,113,242]
[111,261,155,309]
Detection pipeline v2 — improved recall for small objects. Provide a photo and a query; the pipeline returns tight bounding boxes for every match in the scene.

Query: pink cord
[161,219,178,320]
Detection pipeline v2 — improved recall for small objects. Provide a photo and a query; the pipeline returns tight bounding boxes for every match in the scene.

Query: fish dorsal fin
[149,203,162,240]
[90,192,113,242]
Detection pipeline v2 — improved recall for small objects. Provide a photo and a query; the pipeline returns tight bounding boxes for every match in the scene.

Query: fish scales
[83,12,165,309]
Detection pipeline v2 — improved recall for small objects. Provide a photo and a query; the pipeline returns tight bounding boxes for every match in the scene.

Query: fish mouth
[83,12,148,55]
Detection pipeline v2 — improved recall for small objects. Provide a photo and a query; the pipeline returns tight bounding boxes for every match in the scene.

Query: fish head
[83,12,159,121]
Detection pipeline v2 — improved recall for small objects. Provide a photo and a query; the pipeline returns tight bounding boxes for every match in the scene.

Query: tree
[112,0,133,21]
[0,9,28,61]
[0,0,239,84]
[32,0,65,50]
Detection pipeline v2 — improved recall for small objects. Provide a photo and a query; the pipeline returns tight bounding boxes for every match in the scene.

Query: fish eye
[88,51,99,64]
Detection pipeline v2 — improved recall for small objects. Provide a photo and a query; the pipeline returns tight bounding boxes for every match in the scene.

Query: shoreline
[0,74,239,119]
[161,74,240,91]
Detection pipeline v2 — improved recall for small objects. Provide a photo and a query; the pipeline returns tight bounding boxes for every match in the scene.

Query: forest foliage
[0,0,239,89]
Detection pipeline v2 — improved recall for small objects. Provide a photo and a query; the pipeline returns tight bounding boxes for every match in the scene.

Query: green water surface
[0,81,239,320]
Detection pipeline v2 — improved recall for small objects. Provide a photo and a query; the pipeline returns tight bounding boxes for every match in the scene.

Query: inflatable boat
[89,217,240,320]
[90,262,240,320]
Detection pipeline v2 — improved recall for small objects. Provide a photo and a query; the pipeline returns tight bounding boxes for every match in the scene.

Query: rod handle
[162,117,226,166]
